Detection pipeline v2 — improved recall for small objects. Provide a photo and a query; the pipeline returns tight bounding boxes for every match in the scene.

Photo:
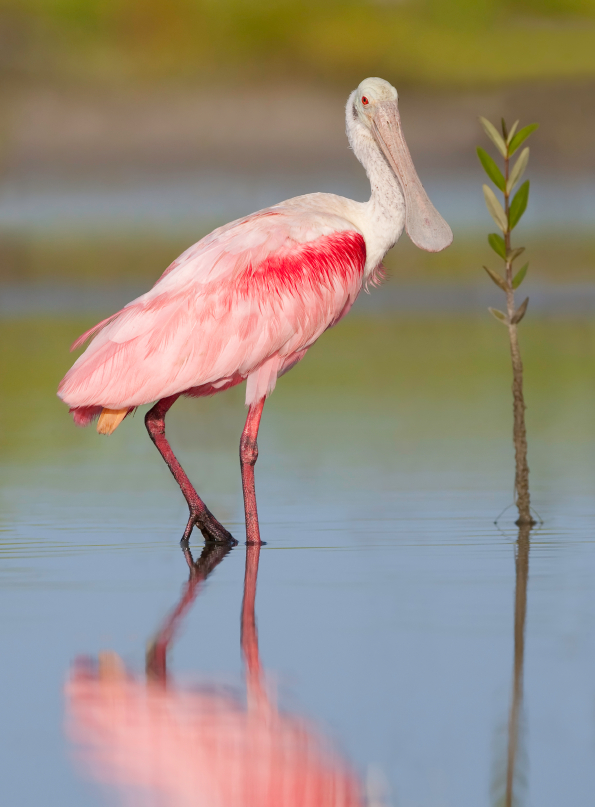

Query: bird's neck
[362,139,406,249]
[350,138,406,276]
[346,108,407,272]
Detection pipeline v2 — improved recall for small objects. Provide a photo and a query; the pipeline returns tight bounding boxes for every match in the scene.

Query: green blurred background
[3,0,595,86]
[0,0,594,458]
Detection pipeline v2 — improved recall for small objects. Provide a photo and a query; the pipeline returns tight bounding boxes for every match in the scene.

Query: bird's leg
[239,397,266,545]
[145,395,236,545]
[241,542,265,704]
[146,539,234,684]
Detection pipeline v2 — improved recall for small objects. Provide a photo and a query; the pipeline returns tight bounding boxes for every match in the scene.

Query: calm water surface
[1,312,594,806]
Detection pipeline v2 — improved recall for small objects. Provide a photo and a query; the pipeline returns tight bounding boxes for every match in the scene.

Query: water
[1,308,594,806]
[1,170,594,234]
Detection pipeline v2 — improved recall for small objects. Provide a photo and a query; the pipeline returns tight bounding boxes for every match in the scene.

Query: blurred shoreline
[1,50,593,314]
[2,281,594,318]
[3,81,595,180]
[0,171,593,233]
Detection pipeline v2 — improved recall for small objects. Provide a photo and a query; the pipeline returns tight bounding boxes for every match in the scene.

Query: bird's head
[347,77,452,253]
[352,76,399,125]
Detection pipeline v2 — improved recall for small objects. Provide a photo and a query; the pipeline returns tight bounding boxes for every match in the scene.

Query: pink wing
[58,206,366,417]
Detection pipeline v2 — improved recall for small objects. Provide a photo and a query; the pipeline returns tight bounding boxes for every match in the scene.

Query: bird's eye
[361,96,369,106]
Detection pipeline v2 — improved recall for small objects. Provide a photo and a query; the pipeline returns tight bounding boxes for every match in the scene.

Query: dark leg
[145,395,235,544]
[239,397,266,544]
[146,539,234,684]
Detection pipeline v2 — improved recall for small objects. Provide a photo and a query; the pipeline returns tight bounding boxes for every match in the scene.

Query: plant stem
[505,522,531,807]
[503,153,534,526]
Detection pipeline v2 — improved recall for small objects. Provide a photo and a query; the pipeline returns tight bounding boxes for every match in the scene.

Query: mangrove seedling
[477,117,538,526]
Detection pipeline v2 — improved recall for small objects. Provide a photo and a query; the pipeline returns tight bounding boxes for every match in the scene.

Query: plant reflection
[493,524,531,807]
[66,542,364,806]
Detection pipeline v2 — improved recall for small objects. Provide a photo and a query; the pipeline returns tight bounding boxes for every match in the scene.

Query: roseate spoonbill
[58,77,452,545]
[66,543,366,807]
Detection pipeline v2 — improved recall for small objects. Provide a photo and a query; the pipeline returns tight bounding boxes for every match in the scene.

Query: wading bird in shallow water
[58,77,452,545]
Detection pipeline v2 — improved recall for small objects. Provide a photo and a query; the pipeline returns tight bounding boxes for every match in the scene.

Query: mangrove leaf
[511,297,529,324]
[477,147,506,191]
[488,233,507,259]
[508,123,539,156]
[479,117,508,158]
[507,147,529,194]
[507,246,526,263]
[483,184,508,232]
[509,180,530,230]
[483,265,508,291]
[507,120,519,144]
[489,307,508,323]
[512,263,529,289]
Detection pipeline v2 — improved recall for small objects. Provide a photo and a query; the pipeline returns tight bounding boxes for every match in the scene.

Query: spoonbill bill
[58,77,452,545]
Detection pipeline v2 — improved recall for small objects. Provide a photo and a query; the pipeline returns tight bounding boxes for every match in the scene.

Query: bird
[58,76,452,546]
[66,542,367,807]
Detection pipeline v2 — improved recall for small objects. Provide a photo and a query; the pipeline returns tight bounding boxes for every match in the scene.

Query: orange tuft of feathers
[97,408,129,435]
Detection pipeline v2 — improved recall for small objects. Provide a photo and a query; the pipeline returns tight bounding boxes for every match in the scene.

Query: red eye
[361,96,369,106]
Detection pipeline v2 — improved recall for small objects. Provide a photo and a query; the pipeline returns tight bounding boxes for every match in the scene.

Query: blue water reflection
[66,542,366,807]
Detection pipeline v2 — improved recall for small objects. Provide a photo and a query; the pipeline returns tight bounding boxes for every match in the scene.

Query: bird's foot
[182,509,237,546]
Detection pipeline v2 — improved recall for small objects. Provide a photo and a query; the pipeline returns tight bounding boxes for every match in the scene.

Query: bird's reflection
[66,542,364,807]
[493,524,531,807]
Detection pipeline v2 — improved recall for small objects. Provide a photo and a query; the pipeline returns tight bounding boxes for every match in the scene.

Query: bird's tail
[68,405,132,434]
[97,408,131,435]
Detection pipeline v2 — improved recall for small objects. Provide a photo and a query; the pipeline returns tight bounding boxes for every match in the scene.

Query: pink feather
[59,207,367,420]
